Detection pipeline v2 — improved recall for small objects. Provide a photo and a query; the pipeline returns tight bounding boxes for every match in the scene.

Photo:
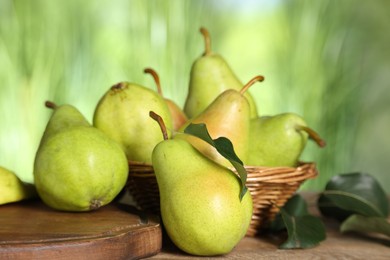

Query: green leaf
[184,123,248,200]
[269,194,309,231]
[279,208,326,249]
[318,173,389,221]
[341,214,390,238]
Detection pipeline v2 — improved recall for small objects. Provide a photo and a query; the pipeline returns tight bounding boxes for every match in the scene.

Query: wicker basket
[126,160,318,237]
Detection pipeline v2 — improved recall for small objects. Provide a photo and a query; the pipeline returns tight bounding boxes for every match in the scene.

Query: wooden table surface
[149,193,390,260]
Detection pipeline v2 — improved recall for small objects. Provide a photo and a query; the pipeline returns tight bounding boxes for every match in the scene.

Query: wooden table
[149,193,390,259]
[1,194,389,259]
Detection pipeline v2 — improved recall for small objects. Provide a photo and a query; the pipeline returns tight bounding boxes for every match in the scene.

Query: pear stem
[45,101,57,109]
[296,125,326,147]
[240,75,265,95]
[144,68,163,96]
[149,111,168,141]
[200,27,211,56]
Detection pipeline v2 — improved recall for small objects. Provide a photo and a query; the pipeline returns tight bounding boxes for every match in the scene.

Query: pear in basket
[93,81,173,164]
[184,27,258,119]
[247,113,326,167]
[176,75,264,168]
[144,67,187,131]
[150,111,253,256]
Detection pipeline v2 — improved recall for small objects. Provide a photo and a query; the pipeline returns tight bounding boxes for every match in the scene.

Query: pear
[184,27,258,118]
[177,75,264,167]
[34,102,128,211]
[0,166,37,205]
[247,113,326,167]
[150,112,252,256]
[144,67,187,131]
[40,101,90,144]
[93,81,173,164]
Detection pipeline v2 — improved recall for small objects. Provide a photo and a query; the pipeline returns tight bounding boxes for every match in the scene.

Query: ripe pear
[247,113,326,167]
[184,27,258,118]
[93,81,173,164]
[150,112,252,256]
[34,102,128,211]
[0,166,37,205]
[144,68,187,131]
[177,75,264,167]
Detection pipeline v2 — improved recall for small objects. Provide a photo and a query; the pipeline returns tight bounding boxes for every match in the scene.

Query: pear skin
[40,101,90,145]
[93,82,173,164]
[184,27,258,118]
[177,76,264,167]
[152,138,253,256]
[247,113,326,167]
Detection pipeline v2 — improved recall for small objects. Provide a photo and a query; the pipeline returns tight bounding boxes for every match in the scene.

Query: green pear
[0,166,37,205]
[40,101,90,145]
[247,113,326,167]
[93,81,173,164]
[34,102,128,211]
[177,75,264,167]
[184,27,258,119]
[144,68,187,131]
[150,112,252,256]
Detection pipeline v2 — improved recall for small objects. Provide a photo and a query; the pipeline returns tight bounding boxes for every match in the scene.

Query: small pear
[144,68,187,131]
[93,81,173,164]
[184,27,258,118]
[150,112,252,256]
[247,113,326,167]
[34,102,128,211]
[177,75,264,167]
[0,166,37,205]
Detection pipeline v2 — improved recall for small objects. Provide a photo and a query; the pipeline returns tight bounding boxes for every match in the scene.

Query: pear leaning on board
[150,112,252,256]
[184,27,258,119]
[34,101,128,211]
[0,166,37,205]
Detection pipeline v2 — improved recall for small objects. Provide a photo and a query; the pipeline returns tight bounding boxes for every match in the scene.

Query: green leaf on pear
[340,214,390,238]
[184,123,248,200]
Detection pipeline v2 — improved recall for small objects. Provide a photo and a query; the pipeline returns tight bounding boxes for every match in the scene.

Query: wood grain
[0,200,162,260]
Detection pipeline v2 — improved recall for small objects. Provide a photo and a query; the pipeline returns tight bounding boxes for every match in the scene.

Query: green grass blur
[0,0,389,192]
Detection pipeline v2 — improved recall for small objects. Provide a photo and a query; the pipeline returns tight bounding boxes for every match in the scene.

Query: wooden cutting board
[0,199,162,260]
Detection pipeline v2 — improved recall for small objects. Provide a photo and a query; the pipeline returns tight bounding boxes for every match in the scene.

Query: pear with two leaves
[144,68,187,131]
[34,101,128,211]
[0,166,37,205]
[177,75,264,168]
[150,111,253,256]
[93,80,173,164]
[247,113,326,167]
[184,27,258,118]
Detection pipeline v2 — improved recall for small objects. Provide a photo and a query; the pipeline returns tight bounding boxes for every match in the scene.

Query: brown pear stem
[149,111,168,141]
[144,68,163,96]
[45,101,57,109]
[200,27,211,56]
[296,125,326,147]
[240,75,265,95]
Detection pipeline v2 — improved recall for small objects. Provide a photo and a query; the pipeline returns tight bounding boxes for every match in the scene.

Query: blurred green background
[0,0,389,193]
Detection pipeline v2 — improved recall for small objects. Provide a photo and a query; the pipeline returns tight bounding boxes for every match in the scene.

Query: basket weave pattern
[242,163,317,236]
[126,161,318,237]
